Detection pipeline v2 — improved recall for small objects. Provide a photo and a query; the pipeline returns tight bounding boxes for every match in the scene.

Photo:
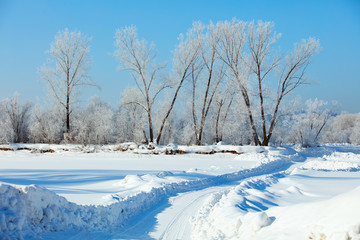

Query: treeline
[0,95,359,147]
[1,19,359,147]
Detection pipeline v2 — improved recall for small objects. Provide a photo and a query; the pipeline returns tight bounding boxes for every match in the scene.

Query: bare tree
[41,29,94,140]
[214,87,235,143]
[190,22,225,145]
[118,87,149,143]
[216,19,320,146]
[216,19,261,145]
[114,24,203,144]
[114,26,167,143]
[264,37,320,145]
[246,21,281,145]
[156,22,203,144]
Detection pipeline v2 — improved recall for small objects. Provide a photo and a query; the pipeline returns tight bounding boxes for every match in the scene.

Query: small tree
[322,113,357,144]
[289,98,332,147]
[41,29,95,141]
[214,86,235,143]
[76,97,114,145]
[29,105,63,143]
[2,95,32,143]
[349,114,360,145]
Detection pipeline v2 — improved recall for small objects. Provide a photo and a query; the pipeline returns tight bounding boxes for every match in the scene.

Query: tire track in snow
[154,186,230,240]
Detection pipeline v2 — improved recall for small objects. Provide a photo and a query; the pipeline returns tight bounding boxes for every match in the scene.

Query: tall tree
[41,29,94,140]
[114,24,202,144]
[156,22,203,144]
[190,22,224,145]
[216,19,320,146]
[113,26,166,143]
[246,21,281,145]
[216,19,261,144]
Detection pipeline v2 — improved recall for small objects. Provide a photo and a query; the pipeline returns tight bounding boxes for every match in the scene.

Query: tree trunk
[215,100,224,143]
[156,72,187,144]
[147,110,154,143]
[240,86,260,146]
[66,94,70,134]
[258,73,267,145]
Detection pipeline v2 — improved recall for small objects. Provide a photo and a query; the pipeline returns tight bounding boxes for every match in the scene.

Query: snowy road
[150,186,231,240]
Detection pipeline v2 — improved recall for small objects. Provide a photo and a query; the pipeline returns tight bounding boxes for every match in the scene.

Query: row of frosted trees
[0,94,359,146]
[0,19,359,146]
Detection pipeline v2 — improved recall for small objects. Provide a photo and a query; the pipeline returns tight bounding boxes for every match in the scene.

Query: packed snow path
[150,187,228,240]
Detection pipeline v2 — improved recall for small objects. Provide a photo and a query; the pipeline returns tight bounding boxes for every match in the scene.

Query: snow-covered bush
[76,97,114,145]
[114,104,147,144]
[0,95,32,143]
[287,99,333,147]
[29,106,64,143]
[349,114,360,145]
[322,113,357,144]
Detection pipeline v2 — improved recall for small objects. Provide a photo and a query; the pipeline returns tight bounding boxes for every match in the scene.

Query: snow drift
[0,153,292,239]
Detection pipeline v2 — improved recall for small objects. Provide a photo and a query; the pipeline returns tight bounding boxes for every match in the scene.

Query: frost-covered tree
[0,103,6,143]
[349,114,360,145]
[288,98,333,147]
[41,29,95,141]
[114,23,202,144]
[322,113,357,144]
[76,97,114,145]
[216,19,320,146]
[213,86,235,143]
[0,95,32,143]
[155,22,203,144]
[189,22,225,145]
[114,88,149,143]
[29,106,63,143]
[114,26,167,143]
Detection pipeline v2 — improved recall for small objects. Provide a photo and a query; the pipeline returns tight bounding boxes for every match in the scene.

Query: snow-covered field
[1,143,360,239]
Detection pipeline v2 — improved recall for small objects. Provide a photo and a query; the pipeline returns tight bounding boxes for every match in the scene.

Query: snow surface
[1,143,360,239]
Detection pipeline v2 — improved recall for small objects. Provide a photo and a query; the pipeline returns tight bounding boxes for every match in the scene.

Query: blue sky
[0,0,359,112]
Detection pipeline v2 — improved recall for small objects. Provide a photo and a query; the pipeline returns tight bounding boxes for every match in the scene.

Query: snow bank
[190,146,360,240]
[0,154,292,238]
[190,175,278,239]
[300,151,360,171]
[0,182,176,239]
[259,185,360,240]
[300,160,360,171]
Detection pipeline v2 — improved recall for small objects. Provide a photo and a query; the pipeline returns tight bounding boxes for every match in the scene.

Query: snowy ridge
[0,154,292,239]
[300,160,360,171]
[190,174,280,239]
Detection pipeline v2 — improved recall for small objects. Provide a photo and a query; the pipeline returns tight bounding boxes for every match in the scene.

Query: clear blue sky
[0,0,359,112]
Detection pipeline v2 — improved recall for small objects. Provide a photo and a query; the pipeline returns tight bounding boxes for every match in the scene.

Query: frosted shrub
[288,99,332,147]
[349,114,360,145]
[29,106,64,143]
[322,113,357,144]
[76,97,114,145]
[0,95,32,143]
